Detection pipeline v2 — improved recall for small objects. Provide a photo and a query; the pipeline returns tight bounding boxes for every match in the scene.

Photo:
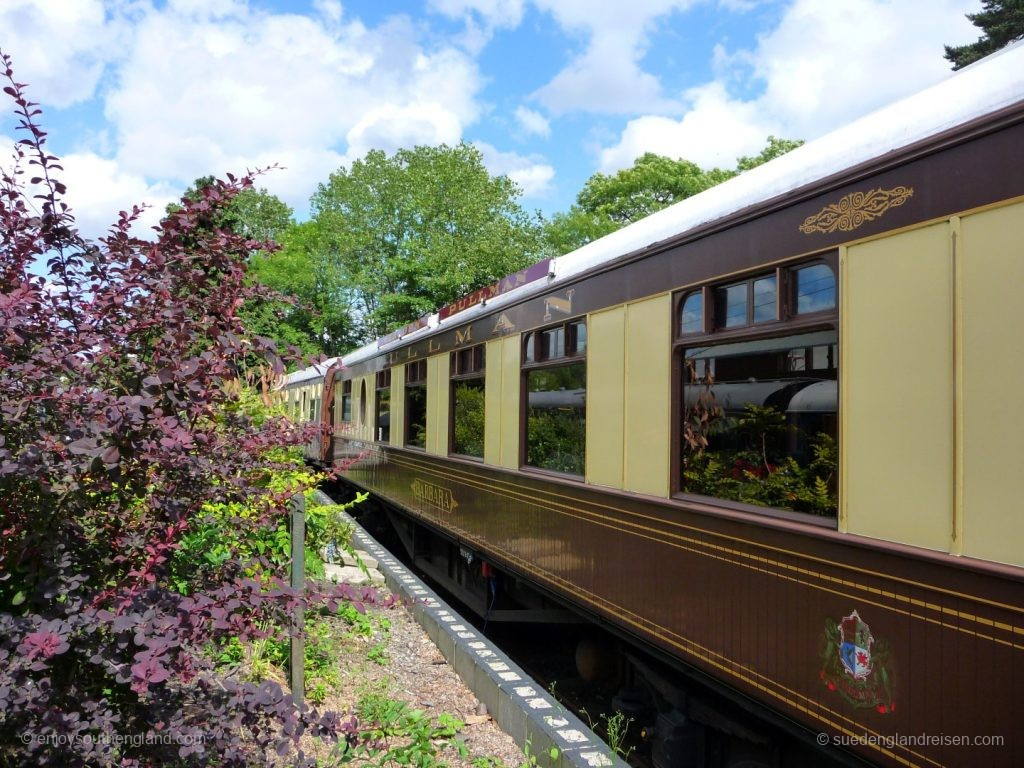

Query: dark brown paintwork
[334,441,1024,768]
[320,103,1024,768]
[336,108,1024,381]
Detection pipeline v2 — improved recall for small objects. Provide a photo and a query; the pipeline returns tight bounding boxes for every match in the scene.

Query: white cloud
[427,0,526,52]
[0,0,125,108]
[514,106,550,138]
[599,82,772,171]
[100,4,483,212]
[475,141,555,197]
[530,0,695,115]
[428,0,525,28]
[598,0,979,172]
[57,152,179,241]
[344,103,463,161]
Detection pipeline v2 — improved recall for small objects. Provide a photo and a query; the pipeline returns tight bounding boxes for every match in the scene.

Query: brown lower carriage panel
[333,438,1024,768]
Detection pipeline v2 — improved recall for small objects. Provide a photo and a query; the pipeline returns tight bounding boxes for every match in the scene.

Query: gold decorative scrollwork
[799,186,914,234]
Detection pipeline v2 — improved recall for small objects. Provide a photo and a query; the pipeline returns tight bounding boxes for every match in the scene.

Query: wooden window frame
[374,369,391,444]
[449,343,486,460]
[669,253,840,525]
[520,316,588,478]
[340,379,353,423]
[404,360,428,450]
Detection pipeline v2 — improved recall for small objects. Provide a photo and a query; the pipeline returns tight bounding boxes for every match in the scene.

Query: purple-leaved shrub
[0,52,383,766]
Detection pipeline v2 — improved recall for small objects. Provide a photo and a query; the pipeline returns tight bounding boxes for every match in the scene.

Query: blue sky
[1,0,979,240]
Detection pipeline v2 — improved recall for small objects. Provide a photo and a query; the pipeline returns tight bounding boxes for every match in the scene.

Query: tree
[945,0,1024,69]
[576,152,733,225]
[0,55,379,765]
[170,179,356,358]
[544,137,803,253]
[735,135,805,172]
[310,142,548,341]
[248,221,360,357]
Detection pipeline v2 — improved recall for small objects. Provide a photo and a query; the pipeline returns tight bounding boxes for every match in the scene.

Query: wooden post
[290,492,305,706]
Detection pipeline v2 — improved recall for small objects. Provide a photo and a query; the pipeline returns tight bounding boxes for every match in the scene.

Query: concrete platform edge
[311,490,627,768]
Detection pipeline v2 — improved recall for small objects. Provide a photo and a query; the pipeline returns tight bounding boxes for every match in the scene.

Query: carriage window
[340,379,353,422]
[753,276,777,323]
[794,264,836,314]
[716,283,747,328]
[405,360,427,450]
[681,332,838,517]
[676,256,839,518]
[359,380,367,425]
[680,291,703,334]
[451,344,486,459]
[522,318,587,476]
[375,369,391,443]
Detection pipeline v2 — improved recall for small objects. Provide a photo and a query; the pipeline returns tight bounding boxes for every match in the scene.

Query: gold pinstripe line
[388,454,1024,651]
[387,450,1024,619]
[395,484,942,768]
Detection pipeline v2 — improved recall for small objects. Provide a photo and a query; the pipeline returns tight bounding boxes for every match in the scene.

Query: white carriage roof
[287,40,1024,385]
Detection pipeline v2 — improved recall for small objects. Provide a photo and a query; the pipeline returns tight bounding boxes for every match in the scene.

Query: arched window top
[679,291,703,335]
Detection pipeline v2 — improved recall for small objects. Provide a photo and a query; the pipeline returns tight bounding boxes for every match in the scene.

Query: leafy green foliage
[0,58,389,765]
[452,381,485,458]
[577,152,734,225]
[684,405,838,517]
[345,682,468,767]
[525,365,586,475]
[945,0,1024,69]
[309,142,549,341]
[247,220,361,358]
[735,135,805,171]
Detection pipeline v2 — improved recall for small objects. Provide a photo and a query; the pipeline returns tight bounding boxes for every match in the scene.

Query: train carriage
[288,42,1024,768]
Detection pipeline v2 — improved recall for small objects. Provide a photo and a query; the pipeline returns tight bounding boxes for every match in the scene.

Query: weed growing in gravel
[346,681,468,767]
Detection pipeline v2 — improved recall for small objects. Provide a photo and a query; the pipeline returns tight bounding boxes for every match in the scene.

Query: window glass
[405,384,427,449]
[405,362,427,449]
[452,379,485,458]
[716,283,747,328]
[451,343,486,458]
[795,264,836,314]
[541,326,565,360]
[340,380,352,422]
[571,321,587,354]
[524,334,535,363]
[375,387,390,442]
[681,330,838,517]
[753,276,777,324]
[680,292,703,335]
[526,363,586,475]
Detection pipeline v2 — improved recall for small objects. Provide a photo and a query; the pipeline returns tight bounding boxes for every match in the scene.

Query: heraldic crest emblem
[820,610,894,713]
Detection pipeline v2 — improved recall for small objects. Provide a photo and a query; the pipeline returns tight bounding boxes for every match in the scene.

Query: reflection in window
[680,292,703,335]
[682,330,838,517]
[542,326,565,360]
[716,284,747,328]
[571,321,587,354]
[405,360,427,449]
[451,343,485,458]
[526,363,586,475]
[753,276,777,324]
[795,264,836,314]
[340,379,353,422]
[375,370,391,443]
[452,379,485,457]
